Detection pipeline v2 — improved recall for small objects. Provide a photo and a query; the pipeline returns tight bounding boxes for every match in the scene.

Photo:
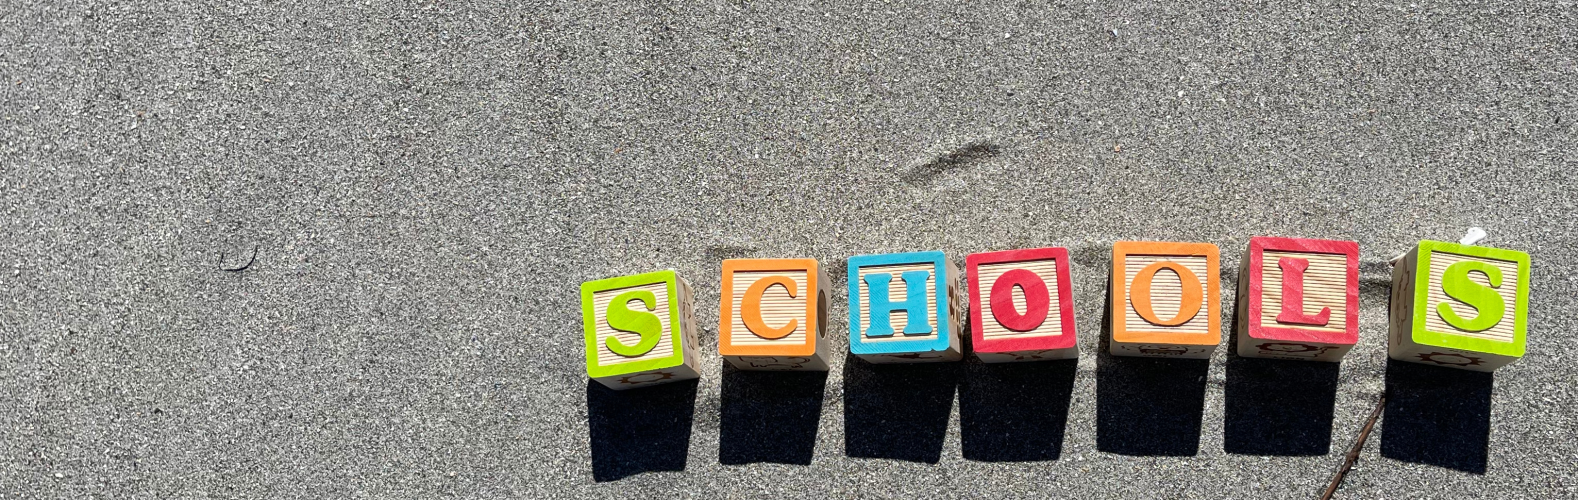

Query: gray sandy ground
[2,0,1576,498]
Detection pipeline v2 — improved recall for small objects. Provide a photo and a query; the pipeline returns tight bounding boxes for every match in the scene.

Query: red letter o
[990,269,1051,332]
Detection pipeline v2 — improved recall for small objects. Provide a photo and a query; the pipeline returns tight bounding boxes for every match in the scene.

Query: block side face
[855,342,963,363]
[975,347,1078,363]
[1390,343,1517,373]
[675,277,700,369]
[966,254,986,348]
[725,353,830,371]
[1249,236,1359,256]
[1388,249,1420,359]
[1239,339,1352,362]
[1110,342,1217,359]
[973,259,1076,352]
[592,362,700,390]
[581,283,600,378]
[965,247,1069,266]
[1113,241,1219,258]
[816,268,830,341]
[1234,255,1252,344]
[847,252,953,355]
[718,265,816,357]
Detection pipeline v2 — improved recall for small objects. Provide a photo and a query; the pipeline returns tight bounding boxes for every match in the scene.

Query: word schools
[580,237,1530,390]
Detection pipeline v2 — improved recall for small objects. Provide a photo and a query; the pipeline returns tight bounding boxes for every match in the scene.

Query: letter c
[743,275,798,339]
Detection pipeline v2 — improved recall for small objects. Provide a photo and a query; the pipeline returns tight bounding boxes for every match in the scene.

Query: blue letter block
[847,251,963,363]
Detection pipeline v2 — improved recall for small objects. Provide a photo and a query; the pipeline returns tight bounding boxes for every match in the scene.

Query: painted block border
[719,258,820,357]
[581,270,686,378]
[1411,240,1530,357]
[847,251,953,355]
[1245,236,1360,345]
[965,247,1078,353]
[1111,241,1221,346]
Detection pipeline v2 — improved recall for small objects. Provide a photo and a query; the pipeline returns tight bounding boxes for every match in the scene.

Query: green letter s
[1437,261,1505,332]
[605,290,663,356]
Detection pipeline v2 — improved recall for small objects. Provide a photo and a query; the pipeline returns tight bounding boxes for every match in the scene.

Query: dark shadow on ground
[1096,272,1208,456]
[1223,297,1339,456]
[843,353,960,463]
[719,361,828,465]
[1380,358,1492,474]
[586,378,698,482]
[960,357,1076,461]
[1224,356,1339,455]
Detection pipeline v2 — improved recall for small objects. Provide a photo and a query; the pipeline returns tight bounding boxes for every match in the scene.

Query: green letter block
[1388,241,1530,372]
[581,270,701,389]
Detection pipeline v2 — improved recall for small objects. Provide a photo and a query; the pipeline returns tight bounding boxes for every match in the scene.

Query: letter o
[990,269,1051,332]
[1131,261,1202,327]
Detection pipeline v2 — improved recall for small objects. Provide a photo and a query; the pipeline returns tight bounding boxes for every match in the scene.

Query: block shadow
[1380,358,1492,474]
[1222,298,1340,456]
[718,362,828,465]
[1095,275,1208,456]
[842,353,960,463]
[960,357,1076,461]
[1223,356,1339,455]
[586,379,698,482]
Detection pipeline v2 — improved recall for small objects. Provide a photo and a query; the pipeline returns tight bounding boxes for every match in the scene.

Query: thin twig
[1321,393,1387,500]
[220,245,259,272]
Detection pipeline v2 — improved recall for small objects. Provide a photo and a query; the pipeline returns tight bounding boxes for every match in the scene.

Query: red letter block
[1236,237,1360,362]
[966,248,1078,362]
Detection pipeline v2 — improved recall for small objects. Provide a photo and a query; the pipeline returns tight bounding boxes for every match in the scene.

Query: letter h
[863,270,933,337]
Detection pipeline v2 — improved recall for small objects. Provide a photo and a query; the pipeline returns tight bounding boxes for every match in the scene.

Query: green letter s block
[1437,261,1505,332]
[605,290,663,356]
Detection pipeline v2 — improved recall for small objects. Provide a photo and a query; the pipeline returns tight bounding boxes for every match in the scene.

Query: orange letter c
[743,275,798,339]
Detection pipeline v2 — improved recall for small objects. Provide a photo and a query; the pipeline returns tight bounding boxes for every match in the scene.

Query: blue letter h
[863,270,933,337]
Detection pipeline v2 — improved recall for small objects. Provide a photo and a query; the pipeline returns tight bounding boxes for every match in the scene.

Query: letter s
[1437,260,1505,332]
[605,290,663,356]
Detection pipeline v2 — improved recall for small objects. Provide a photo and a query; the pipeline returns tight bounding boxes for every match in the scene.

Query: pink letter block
[966,248,1078,362]
[1237,237,1360,362]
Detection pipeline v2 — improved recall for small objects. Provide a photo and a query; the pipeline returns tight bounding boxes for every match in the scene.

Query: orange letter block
[718,259,830,371]
[1111,241,1221,359]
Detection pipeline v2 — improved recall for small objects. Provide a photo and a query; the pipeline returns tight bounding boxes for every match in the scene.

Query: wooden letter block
[581,270,701,390]
[965,247,1078,363]
[718,258,830,371]
[1110,241,1221,359]
[847,251,964,363]
[1389,240,1530,372]
[1235,237,1360,362]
